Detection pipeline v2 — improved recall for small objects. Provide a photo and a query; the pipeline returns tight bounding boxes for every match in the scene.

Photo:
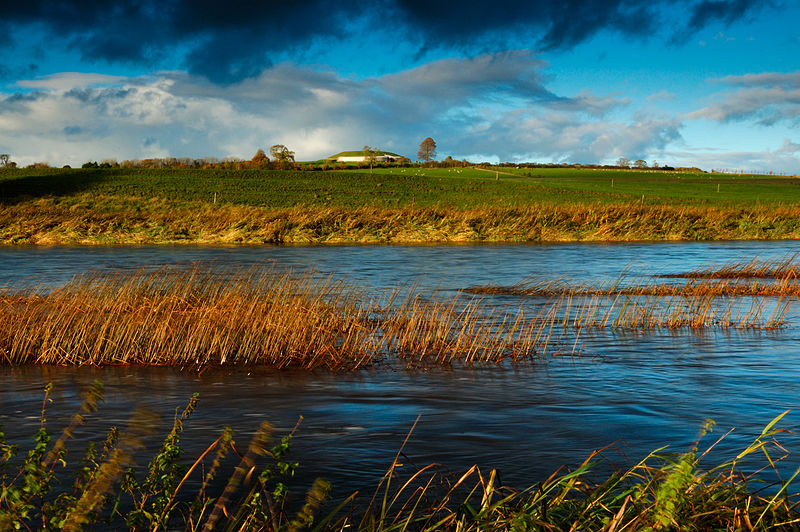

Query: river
[2,241,800,498]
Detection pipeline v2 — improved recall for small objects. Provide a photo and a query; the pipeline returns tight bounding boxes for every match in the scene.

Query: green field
[2,166,800,244]
[353,166,800,206]
[3,167,800,208]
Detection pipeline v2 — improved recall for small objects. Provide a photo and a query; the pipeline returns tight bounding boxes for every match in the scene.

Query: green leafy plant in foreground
[2,383,800,530]
[0,382,324,531]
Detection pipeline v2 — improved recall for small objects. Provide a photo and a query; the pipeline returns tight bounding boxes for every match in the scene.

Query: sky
[0,0,799,173]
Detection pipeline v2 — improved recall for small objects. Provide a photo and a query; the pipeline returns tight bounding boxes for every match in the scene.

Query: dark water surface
[2,241,800,497]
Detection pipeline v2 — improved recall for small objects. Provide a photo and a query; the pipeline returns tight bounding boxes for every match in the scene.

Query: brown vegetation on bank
[3,199,800,244]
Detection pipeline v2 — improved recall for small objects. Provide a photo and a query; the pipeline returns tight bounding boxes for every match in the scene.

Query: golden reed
[0,265,788,369]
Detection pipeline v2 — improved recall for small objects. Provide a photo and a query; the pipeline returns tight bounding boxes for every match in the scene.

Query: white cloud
[647,90,676,102]
[689,70,800,126]
[17,72,128,91]
[0,52,683,167]
[664,139,800,175]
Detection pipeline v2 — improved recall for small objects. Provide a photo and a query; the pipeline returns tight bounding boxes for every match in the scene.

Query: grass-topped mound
[326,150,403,159]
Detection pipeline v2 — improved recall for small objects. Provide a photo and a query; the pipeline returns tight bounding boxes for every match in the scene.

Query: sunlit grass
[4,167,800,243]
[5,200,800,244]
[0,264,790,370]
[466,267,793,330]
[661,253,800,280]
[0,267,561,368]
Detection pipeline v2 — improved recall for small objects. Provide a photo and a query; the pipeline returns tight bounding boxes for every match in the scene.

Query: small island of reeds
[0,258,794,370]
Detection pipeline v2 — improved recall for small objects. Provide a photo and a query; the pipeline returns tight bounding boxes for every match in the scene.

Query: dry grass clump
[0,267,562,369]
[467,274,800,298]
[662,253,800,279]
[466,271,792,330]
[0,268,384,369]
[553,292,789,330]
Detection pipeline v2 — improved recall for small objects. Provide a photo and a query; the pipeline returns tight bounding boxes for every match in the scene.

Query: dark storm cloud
[390,0,656,51]
[683,0,771,32]
[0,0,772,82]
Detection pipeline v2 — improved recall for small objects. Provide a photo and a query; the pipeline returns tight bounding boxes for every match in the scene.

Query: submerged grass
[0,267,564,369]
[550,291,789,330]
[1,264,790,370]
[2,385,800,530]
[466,276,800,297]
[661,253,800,280]
[466,270,793,330]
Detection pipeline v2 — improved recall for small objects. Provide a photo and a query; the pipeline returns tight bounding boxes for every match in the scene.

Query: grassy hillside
[327,150,403,159]
[2,167,800,244]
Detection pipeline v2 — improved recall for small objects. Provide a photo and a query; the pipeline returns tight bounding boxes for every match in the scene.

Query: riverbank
[4,199,800,244]
[3,167,800,244]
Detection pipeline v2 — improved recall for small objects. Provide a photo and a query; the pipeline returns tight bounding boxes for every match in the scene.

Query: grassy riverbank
[2,385,799,531]
[3,167,800,244]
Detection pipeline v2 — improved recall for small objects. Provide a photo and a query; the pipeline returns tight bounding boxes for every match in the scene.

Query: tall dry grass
[1,266,789,369]
[0,267,565,368]
[662,253,800,279]
[551,292,789,329]
[466,272,792,330]
[5,199,800,244]
[467,274,800,298]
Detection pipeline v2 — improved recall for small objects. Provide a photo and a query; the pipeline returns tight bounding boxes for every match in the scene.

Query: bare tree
[633,159,648,168]
[363,145,378,173]
[0,154,9,167]
[417,137,437,164]
[616,157,631,168]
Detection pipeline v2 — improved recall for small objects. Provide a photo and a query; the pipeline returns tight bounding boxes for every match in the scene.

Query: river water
[2,241,800,498]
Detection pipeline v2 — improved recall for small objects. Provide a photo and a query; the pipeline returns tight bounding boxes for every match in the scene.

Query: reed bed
[551,292,789,330]
[0,267,567,369]
[1,266,790,370]
[3,385,800,531]
[465,274,792,330]
[467,274,800,298]
[661,253,800,279]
